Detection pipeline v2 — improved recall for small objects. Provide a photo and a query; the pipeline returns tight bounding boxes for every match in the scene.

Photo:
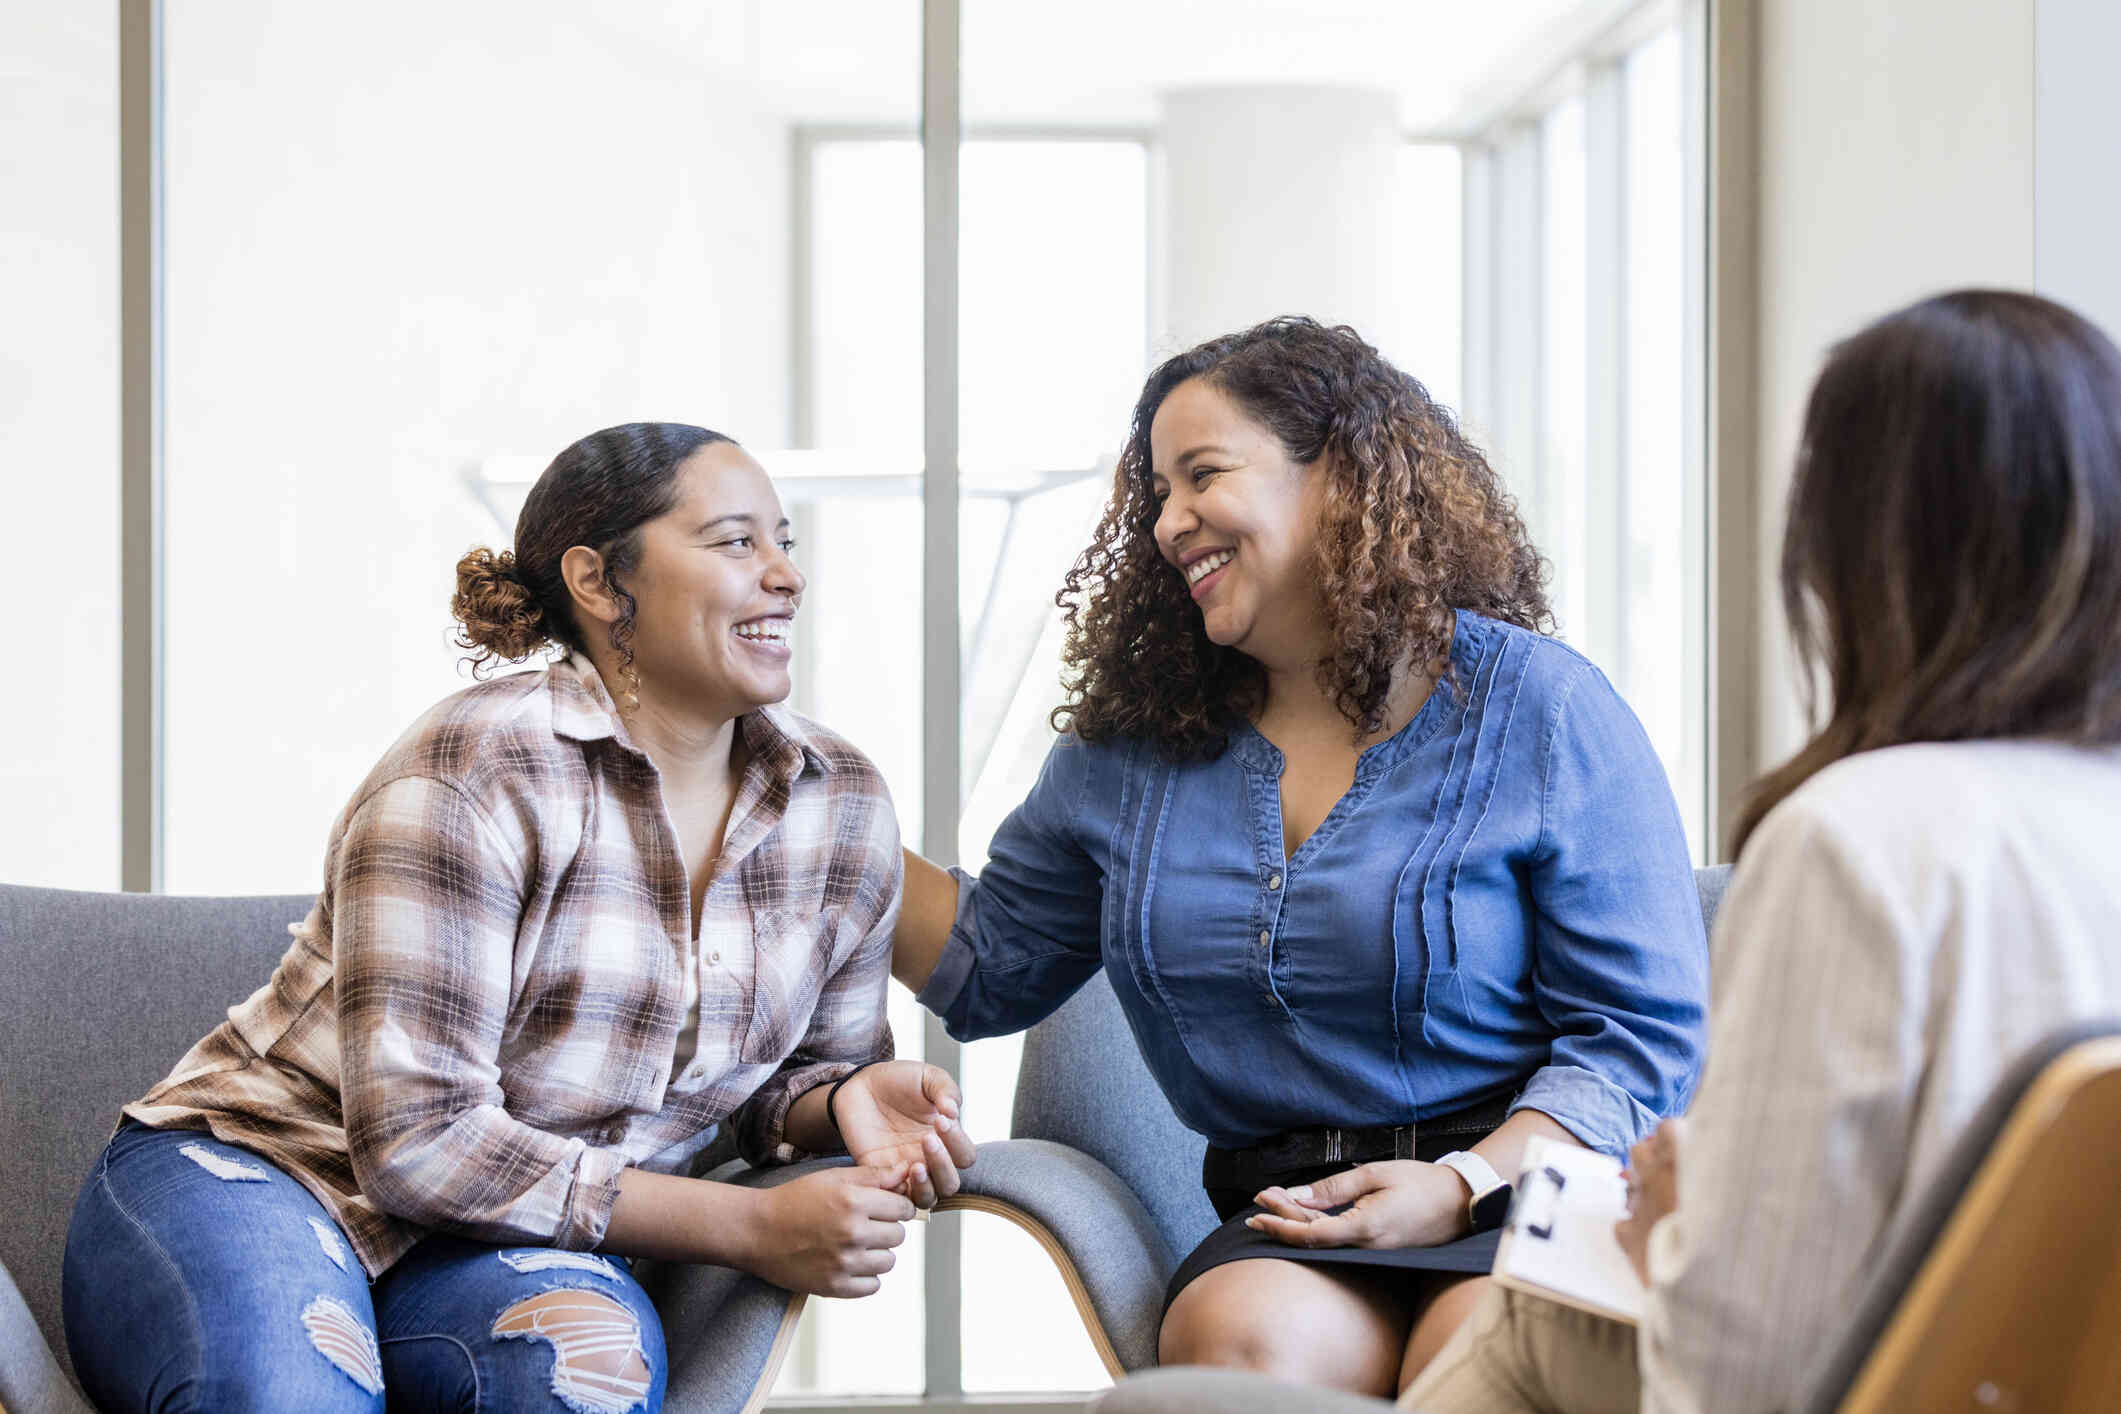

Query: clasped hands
[831,1058,979,1208]
[742,1060,976,1299]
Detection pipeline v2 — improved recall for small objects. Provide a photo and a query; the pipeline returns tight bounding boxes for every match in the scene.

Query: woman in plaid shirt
[62,423,974,1414]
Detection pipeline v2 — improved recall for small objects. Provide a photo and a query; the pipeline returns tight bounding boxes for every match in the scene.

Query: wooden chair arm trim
[1840,1036,2121,1413]
[737,1290,809,1414]
[936,1193,1130,1379]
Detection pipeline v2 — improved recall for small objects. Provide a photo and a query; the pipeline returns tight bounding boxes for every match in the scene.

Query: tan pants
[1399,1285,1641,1414]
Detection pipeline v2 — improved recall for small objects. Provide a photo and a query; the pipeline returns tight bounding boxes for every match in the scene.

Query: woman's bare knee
[1159,1260,1408,1396]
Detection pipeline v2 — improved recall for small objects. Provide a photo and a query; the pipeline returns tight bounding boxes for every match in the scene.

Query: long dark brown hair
[1734,290,2121,850]
[1052,316,1551,758]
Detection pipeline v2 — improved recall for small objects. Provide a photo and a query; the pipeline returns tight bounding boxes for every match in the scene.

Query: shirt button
[1257,929,1271,947]
[709,950,722,965]
[1268,873,1283,891]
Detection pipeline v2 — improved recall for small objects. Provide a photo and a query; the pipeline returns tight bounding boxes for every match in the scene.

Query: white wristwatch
[1436,1150,1513,1233]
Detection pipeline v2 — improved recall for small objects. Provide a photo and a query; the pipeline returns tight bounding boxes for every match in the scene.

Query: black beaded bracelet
[825,1059,887,1142]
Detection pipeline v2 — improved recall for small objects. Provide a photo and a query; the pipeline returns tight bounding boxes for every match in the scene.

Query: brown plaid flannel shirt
[123,655,901,1275]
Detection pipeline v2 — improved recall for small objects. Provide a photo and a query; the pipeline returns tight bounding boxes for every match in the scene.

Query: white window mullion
[1493,123,1546,569]
[1683,0,1715,861]
[1585,61,1630,685]
[1459,141,1499,444]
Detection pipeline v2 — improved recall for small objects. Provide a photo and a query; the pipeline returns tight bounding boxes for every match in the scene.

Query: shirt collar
[548,653,625,744]
[1228,609,1485,777]
[547,653,831,781]
[740,703,835,783]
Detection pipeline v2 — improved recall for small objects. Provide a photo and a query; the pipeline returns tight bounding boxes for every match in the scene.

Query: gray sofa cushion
[0,1259,90,1414]
[0,883,312,1380]
[1695,862,1730,939]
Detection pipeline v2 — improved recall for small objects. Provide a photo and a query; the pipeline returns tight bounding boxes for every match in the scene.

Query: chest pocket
[738,907,841,1066]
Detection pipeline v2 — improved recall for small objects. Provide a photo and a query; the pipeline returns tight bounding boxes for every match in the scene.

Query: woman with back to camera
[61,423,976,1414]
[1397,289,2121,1413]
[892,318,1710,1398]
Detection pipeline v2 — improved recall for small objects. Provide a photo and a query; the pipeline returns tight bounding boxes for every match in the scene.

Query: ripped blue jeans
[62,1122,667,1414]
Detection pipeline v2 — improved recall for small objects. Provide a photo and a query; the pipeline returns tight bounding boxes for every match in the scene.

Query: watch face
[1471,1183,1514,1232]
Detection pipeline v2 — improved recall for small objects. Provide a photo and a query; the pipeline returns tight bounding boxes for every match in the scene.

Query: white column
[1749,0,2034,773]
[1159,86,1403,351]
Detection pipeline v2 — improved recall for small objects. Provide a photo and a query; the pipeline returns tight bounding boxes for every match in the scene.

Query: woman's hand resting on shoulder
[1246,1160,1473,1249]
[832,1060,978,1209]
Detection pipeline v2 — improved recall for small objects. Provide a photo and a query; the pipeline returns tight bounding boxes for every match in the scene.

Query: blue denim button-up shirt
[919,611,1708,1157]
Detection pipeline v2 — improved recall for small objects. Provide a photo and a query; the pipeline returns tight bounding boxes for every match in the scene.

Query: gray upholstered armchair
[0,885,837,1414]
[1,867,1728,1411]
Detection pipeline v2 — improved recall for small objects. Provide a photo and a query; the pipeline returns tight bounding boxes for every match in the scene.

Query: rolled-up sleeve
[916,735,1107,1041]
[732,840,902,1166]
[335,776,626,1250]
[1514,665,1709,1155]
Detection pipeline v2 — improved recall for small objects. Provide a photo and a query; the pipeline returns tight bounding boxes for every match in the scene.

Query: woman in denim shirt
[893,318,1707,1400]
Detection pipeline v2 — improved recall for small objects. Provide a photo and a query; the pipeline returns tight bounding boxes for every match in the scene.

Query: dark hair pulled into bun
[451,547,551,672]
[447,422,735,680]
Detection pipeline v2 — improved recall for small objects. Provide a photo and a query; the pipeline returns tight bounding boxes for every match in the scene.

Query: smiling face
[617,441,804,720]
[1149,377,1325,662]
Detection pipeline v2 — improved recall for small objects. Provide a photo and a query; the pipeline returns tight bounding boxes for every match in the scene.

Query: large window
[157,1,926,897]
[1622,27,1699,850]
[1462,16,1706,857]
[787,115,1472,1394]
[0,7,120,890]
[23,1,1708,1406]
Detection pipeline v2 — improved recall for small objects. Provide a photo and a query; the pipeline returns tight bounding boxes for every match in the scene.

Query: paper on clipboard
[1490,1135,1645,1326]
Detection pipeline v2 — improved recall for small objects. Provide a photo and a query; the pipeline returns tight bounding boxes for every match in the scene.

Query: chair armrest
[1095,1367,1399,1413]
[940,1138,1180,1374]
[638,1155,849,1414]
[0,1259,91,1414]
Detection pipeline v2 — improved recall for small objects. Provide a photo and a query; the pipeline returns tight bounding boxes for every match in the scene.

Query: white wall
[2035,0,2121,342]
[0,7,120,888]
[158,1,791,892]
[1749,0,2036,769]
[1159,87,1404,353]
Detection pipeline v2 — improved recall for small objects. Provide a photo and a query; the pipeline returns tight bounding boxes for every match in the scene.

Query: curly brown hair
[1052,317,1551,758]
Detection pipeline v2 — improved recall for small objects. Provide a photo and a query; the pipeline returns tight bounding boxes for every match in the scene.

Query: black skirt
[1164,1132,1505,1314]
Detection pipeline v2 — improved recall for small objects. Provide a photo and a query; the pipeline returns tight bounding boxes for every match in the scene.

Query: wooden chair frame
[1836,1036,2121,1412]
[733,1195,1124,1412]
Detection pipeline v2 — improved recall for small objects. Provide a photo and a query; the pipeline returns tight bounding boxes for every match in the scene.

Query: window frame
[1455,0,1715,862]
